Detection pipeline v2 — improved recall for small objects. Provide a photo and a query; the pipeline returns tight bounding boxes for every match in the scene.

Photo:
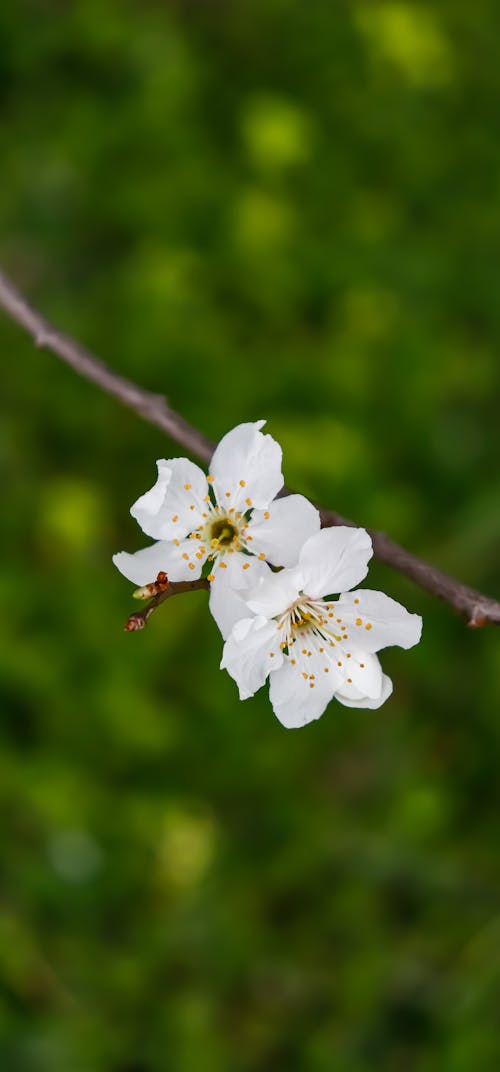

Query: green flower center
[209,519,237,546]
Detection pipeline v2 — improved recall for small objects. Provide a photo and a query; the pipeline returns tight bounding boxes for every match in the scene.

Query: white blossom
[113,421,320,636]
[221,527,422,728]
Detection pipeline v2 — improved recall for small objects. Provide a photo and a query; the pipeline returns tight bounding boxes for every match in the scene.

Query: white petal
[113,535,204,585]
[247,495,321,568]
[335,673,393,709]
[334,589,422,653]
[131,458,207,541]
[269,655,336,728]
[298,527,373,599]
[334,647,383,699]
[246,568,301,619]
[214,548,274,592]
[221,616,284,700]
[209,558,272,640]
[209,421,283,512]
[113,542,173,585]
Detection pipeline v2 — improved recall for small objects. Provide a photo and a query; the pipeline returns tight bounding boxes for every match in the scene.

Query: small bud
[125,615,146,631]
[133,571,170,600]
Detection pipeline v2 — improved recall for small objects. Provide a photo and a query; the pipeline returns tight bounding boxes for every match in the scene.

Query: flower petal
[298,527,373,599]
[131,458,207,541]
[221,616,284,700]
[334,589,422,653]
[113,535,204,585]
[268,655,336,728]
[247,495,321,568]
[209,421,283,512]
[335,673,393,709]
[333,647,383,698]
[209,558,272,640]
[246,568,301,619]
[214,548,274,592]
[113,542,173,585]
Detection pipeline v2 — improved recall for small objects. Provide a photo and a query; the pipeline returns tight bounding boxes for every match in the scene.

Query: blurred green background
[1,1,500,1069]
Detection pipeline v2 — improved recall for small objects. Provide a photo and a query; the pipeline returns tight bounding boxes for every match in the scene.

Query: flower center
[209,518,238,547]
[276,595,344,651]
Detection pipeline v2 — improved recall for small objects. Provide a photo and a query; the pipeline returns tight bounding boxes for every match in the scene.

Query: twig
[319,507,500,628]
[0,271,214,463]
[125,578,209,631]
[1,267,499,628]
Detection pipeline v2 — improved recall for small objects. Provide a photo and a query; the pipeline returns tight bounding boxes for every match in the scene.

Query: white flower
[221,527,422,728]
[113,420,320,636]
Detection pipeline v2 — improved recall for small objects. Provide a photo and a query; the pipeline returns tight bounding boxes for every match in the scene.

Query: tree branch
[1,267,499,628]
[125,577,209,631]
[0,271,214,463]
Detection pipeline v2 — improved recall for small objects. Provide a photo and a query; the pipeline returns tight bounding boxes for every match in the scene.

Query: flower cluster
[114,421,422,728]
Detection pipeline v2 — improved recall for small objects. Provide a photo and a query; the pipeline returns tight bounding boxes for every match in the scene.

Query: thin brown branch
[125,578,209,631]
[319,507,500,628]
[1,266,499,628]
[0,271,214,463]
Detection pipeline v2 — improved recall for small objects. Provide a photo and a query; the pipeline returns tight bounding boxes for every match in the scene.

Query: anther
[182,553,189,561]
[355,618,362,626]
[207,574,215,582]
[365,624,372,630]
[243,563,250,570]
[245,498,252,506]
[239,480,246,487]
[207,475,214,483]
[188,563,195,570]
[172,515,179,522]
[184,483,191,490]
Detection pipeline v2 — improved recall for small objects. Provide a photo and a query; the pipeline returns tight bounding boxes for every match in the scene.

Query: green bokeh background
[2,2,500,1069]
